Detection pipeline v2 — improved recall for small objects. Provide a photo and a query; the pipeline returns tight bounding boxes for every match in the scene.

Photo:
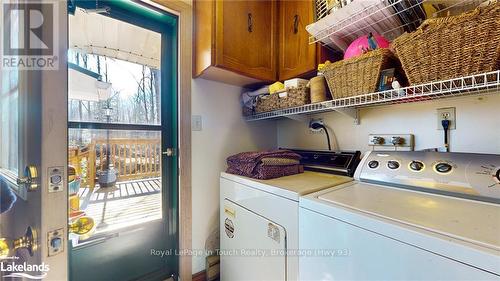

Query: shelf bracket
[334,108,359,125]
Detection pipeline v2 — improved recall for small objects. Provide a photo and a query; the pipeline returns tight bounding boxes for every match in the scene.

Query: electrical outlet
[437,107,456,130]
[309,119,324,134]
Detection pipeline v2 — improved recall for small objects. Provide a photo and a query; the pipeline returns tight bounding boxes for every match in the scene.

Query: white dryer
[220,150,360,281]
[299,151,500,280]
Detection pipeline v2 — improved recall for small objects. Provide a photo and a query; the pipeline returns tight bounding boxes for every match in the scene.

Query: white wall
[191,78,277,273]
[278,93,500,154]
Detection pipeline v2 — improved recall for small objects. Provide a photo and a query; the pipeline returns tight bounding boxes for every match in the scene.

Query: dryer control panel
[355,151,500,203]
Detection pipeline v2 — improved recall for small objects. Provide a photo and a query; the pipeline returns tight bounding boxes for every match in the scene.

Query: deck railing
[69,138,161,189]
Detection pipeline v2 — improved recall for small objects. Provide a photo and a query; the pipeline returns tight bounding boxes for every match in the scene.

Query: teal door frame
[68,1,179,280]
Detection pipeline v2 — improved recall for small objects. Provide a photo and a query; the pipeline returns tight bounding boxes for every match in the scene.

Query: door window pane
[0,68,19,173]
[68,129,162,244]
[68,52,161,126]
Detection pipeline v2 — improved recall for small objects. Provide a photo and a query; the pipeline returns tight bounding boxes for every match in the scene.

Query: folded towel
[227,164,304,180]
[227,149,301,164]
[226,150,303,180]
[260,157,300,166]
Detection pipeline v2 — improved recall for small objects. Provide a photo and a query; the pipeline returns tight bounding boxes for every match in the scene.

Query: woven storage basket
[254,87,310,112]
[393,2,500,85]
[323,48,403,98]
[255,94,280,113]
[279,87,310,109]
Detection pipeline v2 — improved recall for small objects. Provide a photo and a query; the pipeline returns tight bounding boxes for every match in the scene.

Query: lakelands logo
[1,261,49,279]
[1,1,59,70]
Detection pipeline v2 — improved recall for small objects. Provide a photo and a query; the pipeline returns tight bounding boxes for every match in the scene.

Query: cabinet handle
[293,15,299,34]
[247,13,253,32]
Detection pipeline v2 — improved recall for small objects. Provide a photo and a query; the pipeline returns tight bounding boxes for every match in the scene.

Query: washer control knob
[435,163,452,173]
[387,160,400,170]
[409,161,424,171]
[368,160,379,169]
[372,136,385,145]
[391,136,404,145]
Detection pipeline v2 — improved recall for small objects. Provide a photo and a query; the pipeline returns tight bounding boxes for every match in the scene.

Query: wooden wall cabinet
[278,0,338,81]
[194,0,278,85]
[193,0,337,86]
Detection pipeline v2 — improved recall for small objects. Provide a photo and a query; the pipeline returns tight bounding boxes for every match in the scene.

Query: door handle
[293,15,299,34]
[0,226,38,259]
[162,148,176,157]
[247,13,253,32]
[16,165,39,191]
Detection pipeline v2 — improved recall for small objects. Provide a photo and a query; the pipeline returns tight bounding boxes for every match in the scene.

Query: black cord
[442,119,450,152]
[320,125,332,151]
[310,122,332,151]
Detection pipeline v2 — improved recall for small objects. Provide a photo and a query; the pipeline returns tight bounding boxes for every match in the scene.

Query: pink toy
[344,34,390,60]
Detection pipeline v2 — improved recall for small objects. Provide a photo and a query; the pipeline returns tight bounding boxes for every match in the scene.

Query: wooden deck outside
[77,178,162,234]
[69,138,162,190]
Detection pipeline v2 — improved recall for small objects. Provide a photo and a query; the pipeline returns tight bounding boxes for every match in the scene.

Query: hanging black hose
[323,127,332,151]
[310,122,332,151]
[442,119,450,152]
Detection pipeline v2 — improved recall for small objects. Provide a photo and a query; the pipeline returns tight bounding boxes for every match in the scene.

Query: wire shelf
[307,0,485,50]
[245,71,500,121]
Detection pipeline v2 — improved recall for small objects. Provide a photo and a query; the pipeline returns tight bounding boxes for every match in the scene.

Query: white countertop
[221,171,353,201]
[318,182,500,250]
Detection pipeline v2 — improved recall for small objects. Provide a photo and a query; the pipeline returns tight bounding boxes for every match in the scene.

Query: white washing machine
[299,151,500,281]
[220,150,360,281]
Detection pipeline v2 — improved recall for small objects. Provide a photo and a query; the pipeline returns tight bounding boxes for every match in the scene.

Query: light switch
[192,115,202,131]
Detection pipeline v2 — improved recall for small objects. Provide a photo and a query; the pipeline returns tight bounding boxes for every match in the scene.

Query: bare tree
[152,68,161,123]
[149,67,155,122]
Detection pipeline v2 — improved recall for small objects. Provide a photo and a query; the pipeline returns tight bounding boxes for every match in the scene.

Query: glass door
[67,2,178,280]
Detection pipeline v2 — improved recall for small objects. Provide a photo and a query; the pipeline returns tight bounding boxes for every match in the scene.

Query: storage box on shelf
[323,48,406,98]
[393,1,500,85]
[255,94,280,113]
[255,87,310,113]
[280,87,310,109]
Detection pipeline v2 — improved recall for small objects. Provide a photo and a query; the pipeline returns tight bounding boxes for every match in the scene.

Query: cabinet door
[278,0,317,81]
[215,0,277,82]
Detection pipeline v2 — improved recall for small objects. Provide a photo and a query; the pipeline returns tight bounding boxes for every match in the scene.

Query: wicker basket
[393,2,500,85]
[255,87,310,113]
[255,94,280,113]
[279,87,310,109]
[323,48,403,98]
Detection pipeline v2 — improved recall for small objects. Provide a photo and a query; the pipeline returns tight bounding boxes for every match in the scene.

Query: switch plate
[368,134,414,151]
[47,228,64,256]
[437,107,456,130]
[192,115,202,131]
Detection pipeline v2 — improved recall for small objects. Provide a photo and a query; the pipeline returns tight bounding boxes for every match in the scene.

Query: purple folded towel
[226,150,303,180]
